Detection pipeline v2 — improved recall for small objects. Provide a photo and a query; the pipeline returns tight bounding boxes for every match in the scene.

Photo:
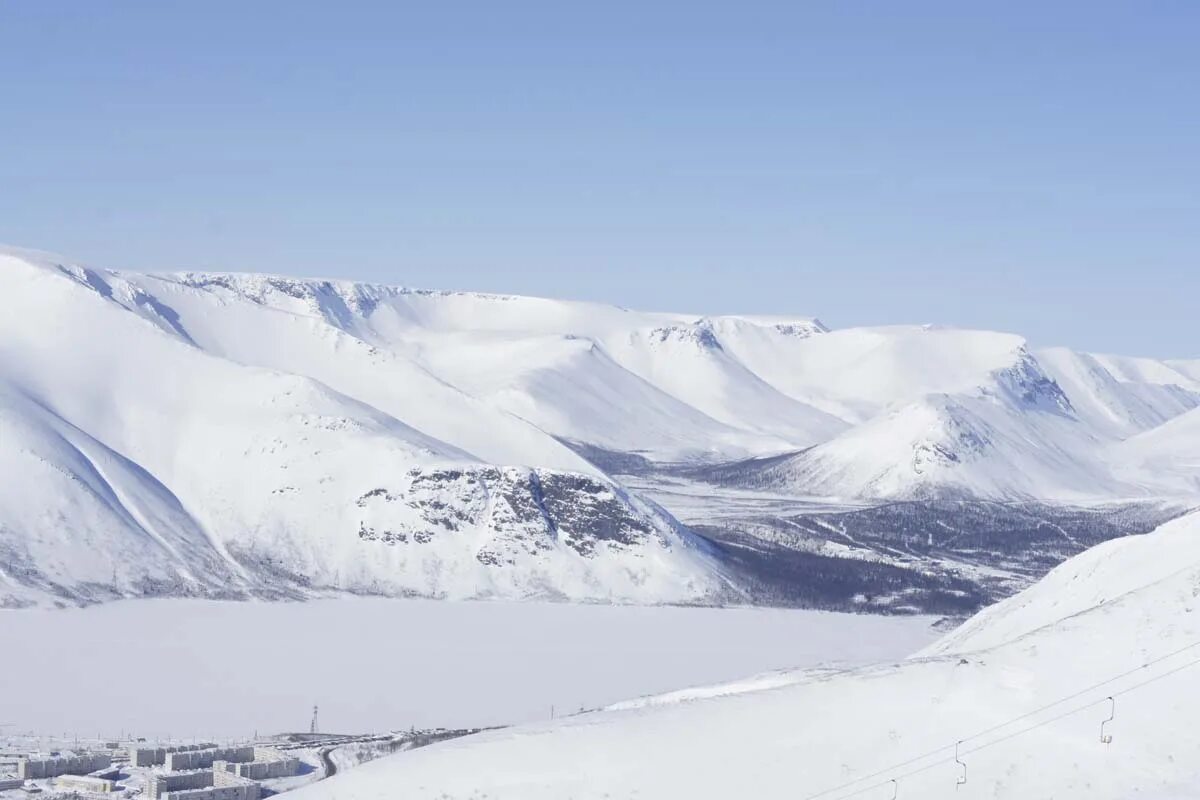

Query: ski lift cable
[802,637,1200,800]
[965,653,1200,757]
[819,652,1200,800]
[803,644,1200,800]
[821,693,1120,800]
[1100,696,1115,745]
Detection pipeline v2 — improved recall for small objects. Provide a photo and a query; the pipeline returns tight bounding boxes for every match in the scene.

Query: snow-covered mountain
[1,246,1197,607]
[284,510,1200,800]
[0,250,726,607]
[724,341,1200,501]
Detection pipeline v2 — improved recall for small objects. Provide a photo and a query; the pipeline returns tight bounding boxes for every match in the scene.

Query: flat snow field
[0,597,937,739]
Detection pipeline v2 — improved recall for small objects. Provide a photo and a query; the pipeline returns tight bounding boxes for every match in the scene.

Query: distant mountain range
[2,246,1197,608]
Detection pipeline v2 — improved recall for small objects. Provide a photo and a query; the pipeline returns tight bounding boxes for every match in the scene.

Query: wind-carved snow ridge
[0,245,1197,610]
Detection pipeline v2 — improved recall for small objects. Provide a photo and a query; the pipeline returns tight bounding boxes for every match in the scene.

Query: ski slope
[286,511,1200,800]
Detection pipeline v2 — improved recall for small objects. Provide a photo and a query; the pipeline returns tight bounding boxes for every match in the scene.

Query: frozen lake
[0,598,938,740]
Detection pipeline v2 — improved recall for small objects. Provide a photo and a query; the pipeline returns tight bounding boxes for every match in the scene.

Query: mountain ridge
[1,246,1198,608]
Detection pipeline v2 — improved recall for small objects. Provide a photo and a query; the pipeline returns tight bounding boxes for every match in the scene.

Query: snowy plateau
[0,246,1197,612]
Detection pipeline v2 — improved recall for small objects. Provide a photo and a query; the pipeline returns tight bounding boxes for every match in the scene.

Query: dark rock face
[995,351,1074,415]
[648,322,723,351]
[535,472,655,556]
[771,321,826,337]
[353,466,668,565]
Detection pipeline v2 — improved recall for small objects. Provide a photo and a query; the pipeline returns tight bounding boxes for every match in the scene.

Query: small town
[0,722,477,800]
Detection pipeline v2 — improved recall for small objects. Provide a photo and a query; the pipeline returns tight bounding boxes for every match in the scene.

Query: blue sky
[1,2,1196,356]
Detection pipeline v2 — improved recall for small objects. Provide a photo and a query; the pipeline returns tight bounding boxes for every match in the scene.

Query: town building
[159,770,258,800]
[16,753,111,780]
[147,770,213,799]
[164,747,254,771]
[214,748,300,780]
[130,743,218,768]
[54,775,116,793]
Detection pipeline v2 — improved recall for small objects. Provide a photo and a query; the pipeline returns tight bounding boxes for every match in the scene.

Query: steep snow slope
[416,333,795,458]
[749,392,1114,500]
[741,351,1138,500]
[1112,407,1200,495]
[123,271,844,458]
[286,512,1200,800]
[38,250,1200,499]
[90,270,596,472]
[599,319,846,446]
[0,382,242,607]
[925,511,1200,655]
[2,244,1198,608]
[718,325,1037,422]
[0,252,725,607]
[1036,347,1200,438]
[111,265,1200,501]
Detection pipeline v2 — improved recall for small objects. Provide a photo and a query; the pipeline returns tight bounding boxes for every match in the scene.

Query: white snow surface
[0,251,725,606]
[287,511,1200,800]
[1,246,1198,605]
[1112,406,1200,495]
[0,597,937,738]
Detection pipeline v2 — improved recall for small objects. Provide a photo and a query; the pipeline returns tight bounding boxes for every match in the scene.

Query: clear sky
[1,2,1196,357]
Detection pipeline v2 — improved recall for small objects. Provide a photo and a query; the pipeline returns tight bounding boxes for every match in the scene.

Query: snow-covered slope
[0,251,725,607]
[721,325,1039,421]
[756,396,1102,500]
[1036,347,1200,438]
[1,245,1197,606]
[1112,407,1200,495]
[723,342,1199,501]
[119,270,1200,498]
[126,270,845,459]
[286,511,1200,800]
[748,368,1122,501]
[94,256,1200,495]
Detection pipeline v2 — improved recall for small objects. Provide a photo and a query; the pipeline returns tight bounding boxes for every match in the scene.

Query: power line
[802,639,1200,800]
